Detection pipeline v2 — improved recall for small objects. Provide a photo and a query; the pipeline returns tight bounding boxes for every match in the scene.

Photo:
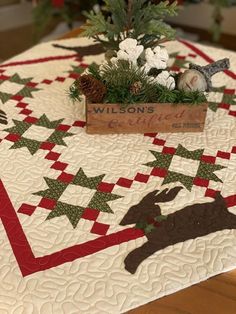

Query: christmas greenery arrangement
[81,0,178,50]
[69,55,206,106]
[69,0,209,106]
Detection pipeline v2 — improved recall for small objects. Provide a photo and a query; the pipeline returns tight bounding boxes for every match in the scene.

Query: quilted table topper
[0,37,236,314]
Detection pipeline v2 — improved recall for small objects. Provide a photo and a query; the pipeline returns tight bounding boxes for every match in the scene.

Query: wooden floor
[62,27,236,314]
[127,270,236,314]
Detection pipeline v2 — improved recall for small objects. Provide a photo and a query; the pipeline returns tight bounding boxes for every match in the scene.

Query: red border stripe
[0,180,143,277]
[178,39,236,80]
[225,195,236,208]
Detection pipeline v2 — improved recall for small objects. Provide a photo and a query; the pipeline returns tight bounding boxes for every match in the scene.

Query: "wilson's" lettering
[92,106,154,114]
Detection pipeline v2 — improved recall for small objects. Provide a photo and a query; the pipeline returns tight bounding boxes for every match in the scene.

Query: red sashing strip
[0,180,143,277]
[225,195,236,208]
[178,39,236,80]
[0,54,79,68]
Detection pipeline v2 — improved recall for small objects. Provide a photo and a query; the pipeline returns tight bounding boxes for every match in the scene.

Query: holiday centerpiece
[69,0,230,134]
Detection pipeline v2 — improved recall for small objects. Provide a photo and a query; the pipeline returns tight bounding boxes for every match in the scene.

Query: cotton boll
[117,50,130,61]
[155,76,166,86]
[117,38,144,64]
[145,48,153,56]
[143,46,169,73]
[158,70,169,80]
[157,71,175,90]
[135,45,145,59]
[110,57,118,64]
[166,76,176,90]
[153,71,176,90]
[119,38,138,50]
[116,51,135,65]
[153,46,169,64]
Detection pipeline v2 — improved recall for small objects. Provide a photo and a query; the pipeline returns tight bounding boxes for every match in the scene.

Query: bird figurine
[177,58,230,92]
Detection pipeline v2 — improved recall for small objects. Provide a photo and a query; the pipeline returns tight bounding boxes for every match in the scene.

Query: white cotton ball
[167,76,176,90]
[135,45,145,58]
[145,48,153,59]
[116,38,144,65]
[117,51,136,65]
[119,38,138,50]
[159,70,169,80]
[156,77,166,86]
[153,71,176,90]
[154,46,169,63]
[110,57,118,64]
[117,50,129,61]
[153,46,161,54]
[144,46,168,71]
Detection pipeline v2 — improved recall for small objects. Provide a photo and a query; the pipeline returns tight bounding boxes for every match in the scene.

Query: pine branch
[132,1,178,39]
[109,0,127,34]
[68,81,82,102]
[81,11,111,38]
[87,63,102,80]
[146,20,176,39]
[80,0,178,50]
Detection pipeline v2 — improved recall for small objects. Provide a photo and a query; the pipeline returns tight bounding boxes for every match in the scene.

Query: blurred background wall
[168,3,236,36]
[0,0,33,61]
[0,0,236,62]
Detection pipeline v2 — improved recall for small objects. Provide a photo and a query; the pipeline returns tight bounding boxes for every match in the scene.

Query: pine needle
[80,0,178,50]
[68,81,82,102]
[87,63,102,80]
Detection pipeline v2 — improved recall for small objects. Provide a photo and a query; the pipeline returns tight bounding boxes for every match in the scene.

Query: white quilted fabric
[0,37,236,314]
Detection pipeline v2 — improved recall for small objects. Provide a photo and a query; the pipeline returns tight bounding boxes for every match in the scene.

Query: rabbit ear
[120,190,162,226]
[120,187,183,226]
[120,203,141,226]
[155,186,183,203]
[141,189,159,203]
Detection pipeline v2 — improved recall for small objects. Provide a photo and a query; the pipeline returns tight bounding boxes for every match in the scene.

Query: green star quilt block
[4,114,73,155]
[145,144,225,191]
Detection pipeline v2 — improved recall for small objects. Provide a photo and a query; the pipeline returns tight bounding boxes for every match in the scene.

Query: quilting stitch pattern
[0,37,235,314]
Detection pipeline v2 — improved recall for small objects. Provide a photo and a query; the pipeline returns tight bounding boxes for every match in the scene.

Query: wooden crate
[86,102,208,135]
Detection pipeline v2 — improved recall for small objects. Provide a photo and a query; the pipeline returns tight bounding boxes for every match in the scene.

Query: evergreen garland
[81,0,178,50]
[69,60,207,105]
[67,1,208,107]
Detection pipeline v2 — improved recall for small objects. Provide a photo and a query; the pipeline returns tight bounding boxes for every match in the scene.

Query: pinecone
[130,81,142,95]
[78,74,107,103]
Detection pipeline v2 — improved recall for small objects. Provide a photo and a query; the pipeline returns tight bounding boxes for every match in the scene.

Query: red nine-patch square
[82,208,99,221]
